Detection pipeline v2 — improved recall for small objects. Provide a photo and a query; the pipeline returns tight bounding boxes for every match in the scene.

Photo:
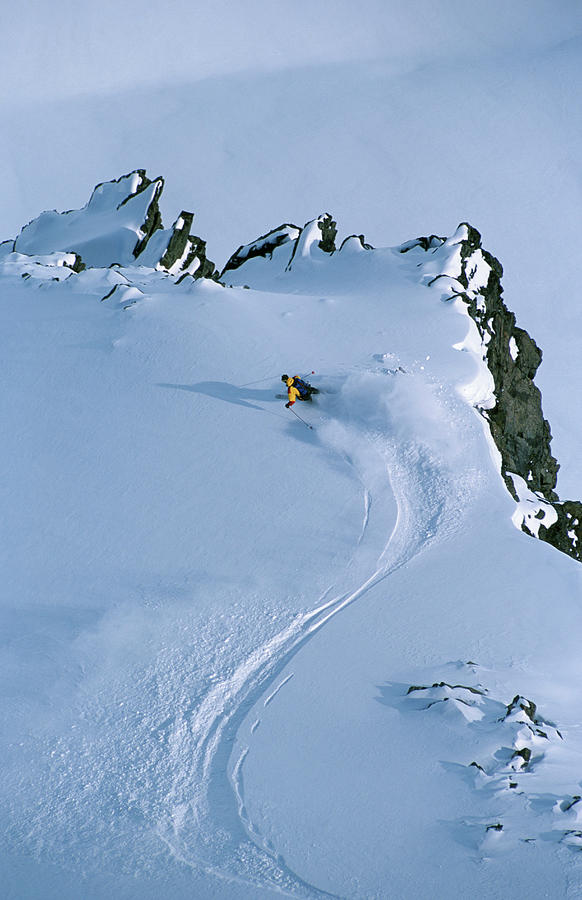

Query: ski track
[156,379,464,898]
[264,674,295,709]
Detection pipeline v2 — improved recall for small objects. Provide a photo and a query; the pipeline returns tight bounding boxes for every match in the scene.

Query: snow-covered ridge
[399,223,581,562]
[219,210,581,562]
[4,169,216,279]
[220,214,371,282]
[2,169,580,562]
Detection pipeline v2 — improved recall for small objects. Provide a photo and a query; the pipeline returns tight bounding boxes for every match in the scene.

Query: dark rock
[116,170,164,258]
[414,221,581,562]
[221,224,300,277]
[317,214,337,253]
[561,796,581,812]
[158,213,216,280]
[285,214,337,271]
[222,214,337,280]
[432,681,485,695]
[158,211,196,271]
[452,225,559,501]
[504,695,537,722]
[539,500,582,562]
[511,747,532,768]
[65,253,85,273]
[399,235,446,253]
[100,286,118,303]
[339,234,374,251]
[406,681,485,696]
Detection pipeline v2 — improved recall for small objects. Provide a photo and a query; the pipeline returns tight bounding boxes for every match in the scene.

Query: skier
[281,374,318,408]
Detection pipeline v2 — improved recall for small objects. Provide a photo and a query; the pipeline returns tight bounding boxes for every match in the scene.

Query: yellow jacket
[286,376,301,405]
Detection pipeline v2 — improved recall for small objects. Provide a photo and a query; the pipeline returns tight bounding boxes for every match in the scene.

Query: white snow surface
[4,2,582,497]
[3,4,582,896]
[2,229,582,899]
[13,172,163,268]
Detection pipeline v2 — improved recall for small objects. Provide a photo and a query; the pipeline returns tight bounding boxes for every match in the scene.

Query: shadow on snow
[156,381,276,410]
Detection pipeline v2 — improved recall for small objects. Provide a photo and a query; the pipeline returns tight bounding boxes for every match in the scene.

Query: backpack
[292,376,310,397]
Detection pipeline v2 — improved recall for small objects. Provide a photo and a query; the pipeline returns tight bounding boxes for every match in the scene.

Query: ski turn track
[157,374,470,897]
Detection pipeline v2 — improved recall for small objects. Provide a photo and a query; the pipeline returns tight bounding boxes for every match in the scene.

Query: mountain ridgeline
[2,169,579,563]
[4,169,217,279]
[401,224,581,562]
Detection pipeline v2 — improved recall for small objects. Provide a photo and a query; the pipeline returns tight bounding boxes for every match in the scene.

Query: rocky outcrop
[392,664,580,851]
[67,253,86,273]
[286,214,337,270]
[407,223,581,563]
[220,215,338,282]
[400,234,445,253]
[120,171,164,258]
[316,213,337,254]
[13,170,165,268]
[137,211,217,281]
[10,170,216,279]
[540,500,582,561]
[173,235,217,282]
[455,225,559,500]
[0,249,86,281]
[339,234,374,252]
[221,225,301,278]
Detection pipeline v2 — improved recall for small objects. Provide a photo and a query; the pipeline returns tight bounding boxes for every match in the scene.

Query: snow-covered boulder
[399,234,445,253]
[339,234,374,253]
[220,225,301,279]
[285,213,337,269]
[0,249,85,281]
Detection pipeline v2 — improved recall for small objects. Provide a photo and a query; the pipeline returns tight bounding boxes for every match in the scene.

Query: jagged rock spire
[11,170,216,278]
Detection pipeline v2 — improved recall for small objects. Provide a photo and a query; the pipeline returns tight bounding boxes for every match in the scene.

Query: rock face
[122,171,164,258]
[14,170,165,268]
[286,213,337,269]
[11,170,216,278]
[542,500,582,560]
[453,224,559,501]
[405,223,581,562]
[136,211,217,281]
[221,215,374,284]
[221,225,301,278]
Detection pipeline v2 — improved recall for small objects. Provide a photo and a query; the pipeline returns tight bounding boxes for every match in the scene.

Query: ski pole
[239,375,278,387]
[289,406,313,429]
[240,370,316,388]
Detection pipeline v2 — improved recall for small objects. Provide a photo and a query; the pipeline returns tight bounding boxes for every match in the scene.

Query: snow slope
[1,198,582,898]
[3,25,582,498]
